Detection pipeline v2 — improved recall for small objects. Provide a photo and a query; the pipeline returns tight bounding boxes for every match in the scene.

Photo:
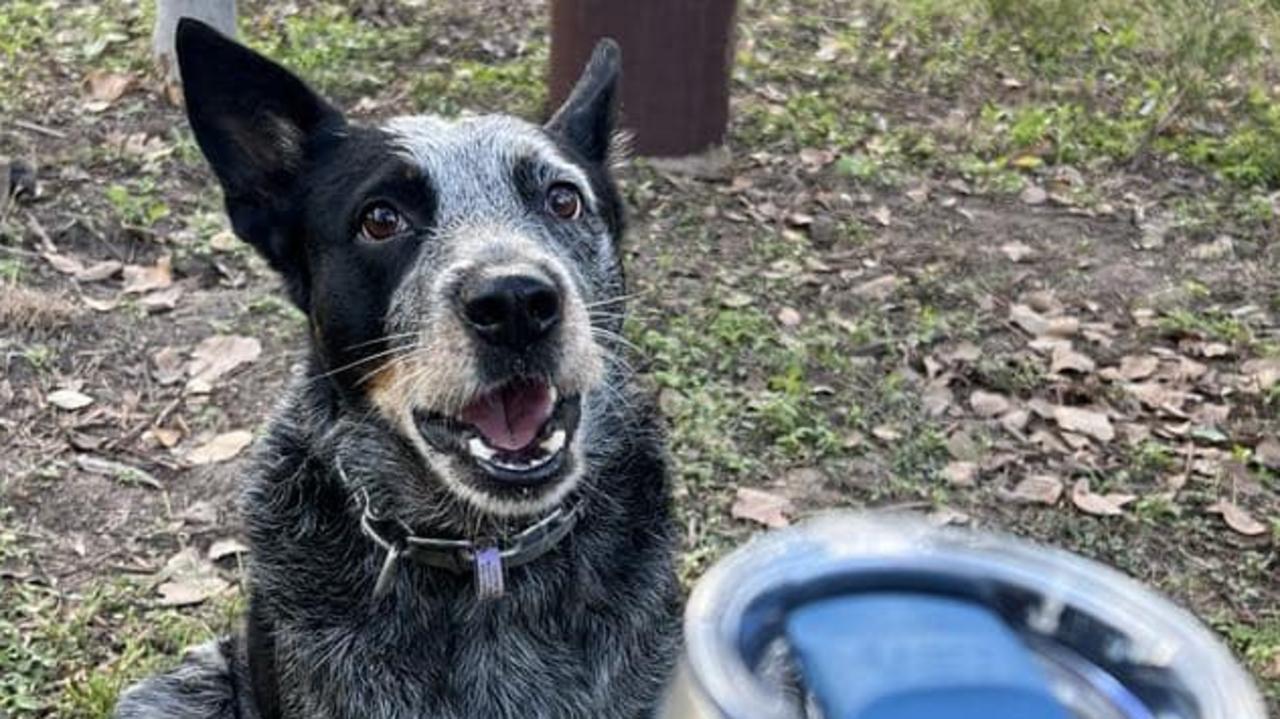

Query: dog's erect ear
[176,18,342,201]
[176,18,344,306]
[547,39,621,164]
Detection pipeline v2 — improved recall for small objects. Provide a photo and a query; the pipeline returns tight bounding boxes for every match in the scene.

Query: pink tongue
[460,381,554,452]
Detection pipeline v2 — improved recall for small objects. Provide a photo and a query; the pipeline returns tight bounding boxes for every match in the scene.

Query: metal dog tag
[474,547,504,600]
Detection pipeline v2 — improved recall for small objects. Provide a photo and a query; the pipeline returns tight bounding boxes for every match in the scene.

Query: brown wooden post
[549,0,738,159]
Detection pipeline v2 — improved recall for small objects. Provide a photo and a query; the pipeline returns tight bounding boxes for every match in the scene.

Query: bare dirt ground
[1,0,1277,715]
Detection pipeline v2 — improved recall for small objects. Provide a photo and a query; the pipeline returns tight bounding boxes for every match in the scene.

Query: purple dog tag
[474,547,504,600]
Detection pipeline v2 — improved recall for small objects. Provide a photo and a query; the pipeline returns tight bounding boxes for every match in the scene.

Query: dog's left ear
[547,39,621,164]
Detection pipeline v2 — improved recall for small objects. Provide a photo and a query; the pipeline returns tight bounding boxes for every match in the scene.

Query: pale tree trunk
[153,0,237,103]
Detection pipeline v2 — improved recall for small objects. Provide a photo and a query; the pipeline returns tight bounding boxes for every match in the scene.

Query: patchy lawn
[1,0,1277,716]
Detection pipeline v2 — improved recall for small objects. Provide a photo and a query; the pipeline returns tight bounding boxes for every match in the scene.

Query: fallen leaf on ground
[1053,406,1114,443]
[776,307,802,327]
[76,260,123,282]
[152,346,185,385]
[1125,382,1190,415]
[1255,439,1280,471]
[208,538,250,561]
[187,430,254,465]
[851,275,899,301]
[75,455,163,489]
[943,461,978,486]
[970,390,1011,418]
[871,424,903,442]
[122,256,173,294]
[47,388,93,410]
[731,488,793,528]
[141,285,183,313]
[1206,500,1267,536]
[82,295,120,312]
[186,335,262,393]
[151,426,182,448]
[1009,475,1063,505]
[1000,242,1036,262]
[1118,355,1159,381]
[43,252,85,275]
[1009,304,1049,335]
[1070,479,1133,516]
[870,205,892,226]
[1020,185,1047,205]
[85,70,135,108]
[1241,358,1280,391]
[154,547,229,607]
[1050,344,1095,374]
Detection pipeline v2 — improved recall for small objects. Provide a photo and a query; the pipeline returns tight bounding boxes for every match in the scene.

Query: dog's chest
[274,587,670,719]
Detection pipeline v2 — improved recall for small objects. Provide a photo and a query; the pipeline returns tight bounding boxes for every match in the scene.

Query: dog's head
[176,20,628,517]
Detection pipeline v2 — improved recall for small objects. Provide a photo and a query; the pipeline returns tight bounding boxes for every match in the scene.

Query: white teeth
[465,429,568,473]
[467,437,497,462]
[548,387,559,404]
[539,429,566,454]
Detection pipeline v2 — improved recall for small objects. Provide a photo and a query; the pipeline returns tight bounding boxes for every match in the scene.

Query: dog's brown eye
[545,183,582,220]
[359,203,404,241]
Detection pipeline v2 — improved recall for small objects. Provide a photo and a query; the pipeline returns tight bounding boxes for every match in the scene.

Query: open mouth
[414,379,580,487]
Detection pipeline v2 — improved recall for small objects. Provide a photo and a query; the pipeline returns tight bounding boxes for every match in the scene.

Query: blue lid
[784,593,1070,719]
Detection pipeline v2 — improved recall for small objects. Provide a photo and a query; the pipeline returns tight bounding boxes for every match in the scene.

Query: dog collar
[359,496,583,601]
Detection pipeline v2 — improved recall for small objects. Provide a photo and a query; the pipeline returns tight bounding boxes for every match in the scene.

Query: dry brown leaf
[208,538,250,562]
[942,461,978,486]
[1070,479,1132,516]
[870,205,892,226]
[776,307,802,327]
[1241,358,1280,391]
[1050,344,1095,374]
[1125,382,1189,415]
[208,230,238,252]
[47,388,93,410]
[154,547,229,607]
[1009,304,1049,335]
[1009,475,1063,505]
[1053,406,1114,443]
[187,430,254,465]
[922,383,952,417]
[943,342,981,364]
[1118,355,1159,381]
[82,295,119,312]
[76,260,123,282]
[731,488,793,528]
[152,346,185,385]
[185,335,262,393]
[122,256,173,294]
[85,70,135,107]
[1207,500,1267,536]
[871,424,903,442]
[851,275,899,301]
[1000,242,1036,262]
[970,390,1012,418]
[44,251,86,275]
[1255,439,1280,471]
[151,426,183,448]
[1020,185,1047,205]
[141,285,183,313]
[1000,409,1030,434]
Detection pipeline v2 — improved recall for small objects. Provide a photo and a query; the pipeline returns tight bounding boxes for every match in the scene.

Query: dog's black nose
[462,274,562,349]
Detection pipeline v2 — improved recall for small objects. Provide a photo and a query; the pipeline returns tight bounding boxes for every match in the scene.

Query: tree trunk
[154,0,237,101]
[549,0,738,160]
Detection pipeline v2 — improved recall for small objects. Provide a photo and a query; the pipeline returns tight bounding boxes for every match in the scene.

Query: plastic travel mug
[662,514,1265,719]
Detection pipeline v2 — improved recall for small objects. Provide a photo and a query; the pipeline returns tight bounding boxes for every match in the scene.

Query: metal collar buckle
[357,490,582,601]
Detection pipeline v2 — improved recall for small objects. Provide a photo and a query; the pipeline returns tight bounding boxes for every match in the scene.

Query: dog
[114,18,681,719]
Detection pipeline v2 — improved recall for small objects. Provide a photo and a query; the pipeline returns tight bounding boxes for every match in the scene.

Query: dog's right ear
[176,18,343,300]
